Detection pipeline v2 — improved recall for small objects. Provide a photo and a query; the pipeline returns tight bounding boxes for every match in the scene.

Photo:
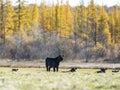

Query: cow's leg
[46,66,49,71]
[48,66,51,71]
[45,60,49,71]
[53,67,56,72]
[56,67,59,72]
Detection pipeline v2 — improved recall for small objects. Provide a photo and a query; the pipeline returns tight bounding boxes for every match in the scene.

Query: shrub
[92,43,106,58]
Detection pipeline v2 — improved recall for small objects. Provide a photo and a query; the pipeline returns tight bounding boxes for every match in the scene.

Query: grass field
[0,68,120,90]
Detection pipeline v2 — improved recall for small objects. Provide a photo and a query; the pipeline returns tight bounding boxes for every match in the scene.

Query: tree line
[0,0,119,62]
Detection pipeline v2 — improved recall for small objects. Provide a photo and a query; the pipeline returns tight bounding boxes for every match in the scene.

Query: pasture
[0,68,119,90]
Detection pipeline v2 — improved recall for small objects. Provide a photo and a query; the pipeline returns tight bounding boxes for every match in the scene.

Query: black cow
[12,68,18,72]
[69,68,77,72]
[45,55,63,72]
[62,68,77,73]
[96,68,107,73]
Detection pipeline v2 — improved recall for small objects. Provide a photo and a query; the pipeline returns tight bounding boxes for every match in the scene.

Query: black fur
[96,68,107,73]
[69,68,77,72]
[45,55,63,72]
[12,68,18,72]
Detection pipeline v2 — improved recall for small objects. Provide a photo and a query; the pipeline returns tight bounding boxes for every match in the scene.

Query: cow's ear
[61,55,64,57]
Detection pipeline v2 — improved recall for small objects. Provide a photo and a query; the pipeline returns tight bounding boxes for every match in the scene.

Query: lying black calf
[62,68,77,73]
[69,68,77,72]
[96,68,107,73]
[12,68,18,72]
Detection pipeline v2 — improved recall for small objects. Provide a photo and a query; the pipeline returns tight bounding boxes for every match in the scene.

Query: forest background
[0,0,120,63]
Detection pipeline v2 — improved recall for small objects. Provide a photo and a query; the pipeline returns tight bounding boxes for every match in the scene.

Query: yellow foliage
[103,28,111,45]
[98,6,111,45]
[4,2,15,40]
[93,43,105,53]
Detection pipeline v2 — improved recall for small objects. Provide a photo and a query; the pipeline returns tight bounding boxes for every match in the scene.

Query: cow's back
[46,57,54,65]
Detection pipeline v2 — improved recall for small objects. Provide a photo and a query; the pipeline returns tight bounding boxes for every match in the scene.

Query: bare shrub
[107,44,119,61]
[92,43,106,59]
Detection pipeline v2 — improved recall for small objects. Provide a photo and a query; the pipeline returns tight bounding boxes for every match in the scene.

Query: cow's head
[57,55,63,62]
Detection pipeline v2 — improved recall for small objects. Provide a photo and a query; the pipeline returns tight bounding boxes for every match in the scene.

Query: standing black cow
[45,55,63,72]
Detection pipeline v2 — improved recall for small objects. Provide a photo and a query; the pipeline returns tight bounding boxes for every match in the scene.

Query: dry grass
[0,68,119,90]
[0,59,120,69]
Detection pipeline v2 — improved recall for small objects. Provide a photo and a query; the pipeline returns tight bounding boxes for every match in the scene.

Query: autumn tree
[14,0,30,42]
[39,0,73,37]
[109,8,115,43]
[87,0,98,45]
[75,1,87,40]
[29,4,39,25]
[0,0,5,43]
[26,4,39,41]
[113,5,120,43]
[59,1,74,37]
[4,0,15,41]
[98,6,111,45]
[39,1,48,32]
